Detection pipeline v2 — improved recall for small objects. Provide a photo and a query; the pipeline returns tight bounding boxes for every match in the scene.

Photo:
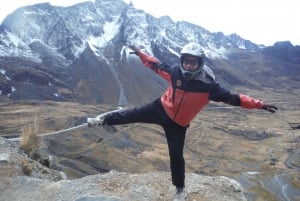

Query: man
[88,42,277,200]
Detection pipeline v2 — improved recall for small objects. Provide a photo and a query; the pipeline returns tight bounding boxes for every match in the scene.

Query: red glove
[128,45,159,68]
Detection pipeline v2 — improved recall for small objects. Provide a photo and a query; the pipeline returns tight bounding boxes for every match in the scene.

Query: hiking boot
[174,187,185,201]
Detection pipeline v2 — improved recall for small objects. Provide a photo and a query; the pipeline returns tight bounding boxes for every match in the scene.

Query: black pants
[105,98,187,188]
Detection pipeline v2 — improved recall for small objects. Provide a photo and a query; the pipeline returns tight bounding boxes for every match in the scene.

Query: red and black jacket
[149,63,263,127]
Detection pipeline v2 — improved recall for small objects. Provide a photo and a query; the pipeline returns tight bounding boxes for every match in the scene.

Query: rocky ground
[0,137,247,201]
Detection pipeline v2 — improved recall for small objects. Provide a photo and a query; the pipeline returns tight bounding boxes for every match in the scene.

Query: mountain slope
[0,0,299,104]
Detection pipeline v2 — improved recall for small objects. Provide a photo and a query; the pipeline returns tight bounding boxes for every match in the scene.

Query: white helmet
[180,42,206,81]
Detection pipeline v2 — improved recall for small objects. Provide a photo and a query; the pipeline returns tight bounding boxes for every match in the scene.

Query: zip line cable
[6,107,124,142]
[7,123,88,142]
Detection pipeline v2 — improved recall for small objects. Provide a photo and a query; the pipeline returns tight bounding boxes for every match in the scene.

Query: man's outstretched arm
[209,84,278,113]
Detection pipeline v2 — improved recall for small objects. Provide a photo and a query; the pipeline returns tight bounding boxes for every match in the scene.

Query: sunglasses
[183,58,199,66]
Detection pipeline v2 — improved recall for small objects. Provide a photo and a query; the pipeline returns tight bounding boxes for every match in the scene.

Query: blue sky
[1,0,299,46]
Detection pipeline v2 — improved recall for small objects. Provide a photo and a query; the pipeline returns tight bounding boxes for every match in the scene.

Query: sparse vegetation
[20,117,41,160]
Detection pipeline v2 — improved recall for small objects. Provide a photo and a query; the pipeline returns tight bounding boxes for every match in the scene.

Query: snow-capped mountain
[0,0,299,104]
[0,0,259,60]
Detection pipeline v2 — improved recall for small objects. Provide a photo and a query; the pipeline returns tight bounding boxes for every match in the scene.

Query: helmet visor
[182,57,199,72]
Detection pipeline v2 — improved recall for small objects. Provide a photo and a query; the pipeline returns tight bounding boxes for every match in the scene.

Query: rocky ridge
[0,137,247,201]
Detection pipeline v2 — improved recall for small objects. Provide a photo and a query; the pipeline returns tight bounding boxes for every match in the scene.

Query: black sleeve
[155,63,173,73]
[208,82,241,106]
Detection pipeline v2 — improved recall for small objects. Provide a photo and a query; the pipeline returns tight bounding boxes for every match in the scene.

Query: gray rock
[0,137,248,201]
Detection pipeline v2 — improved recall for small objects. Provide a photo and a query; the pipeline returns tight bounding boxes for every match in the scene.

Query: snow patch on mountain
[205,44,229,59]
[166,46,180,57]
[87,16,121,55]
